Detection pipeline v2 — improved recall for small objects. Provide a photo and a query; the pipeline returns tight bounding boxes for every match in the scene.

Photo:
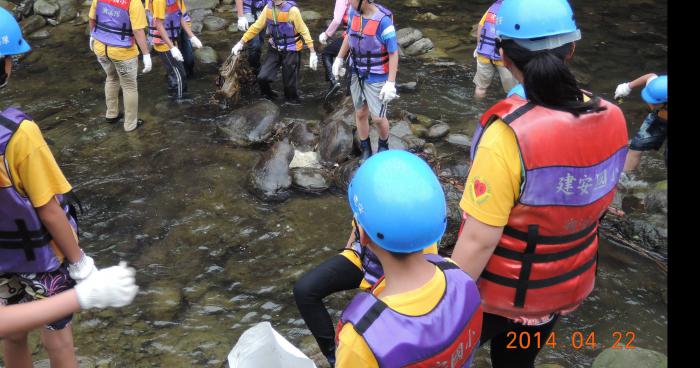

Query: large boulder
[21,15,46,35]
[33,0,59,17]
[291,167,330,194]
[217,100,280,146]
[194,46,218,65]
[405,38,434,56]
[332,158,360,191]
[289,121,317,152]
[249,139,294,202]
[203,15,227,31]
[56,0,78,23]
[396,27,423,48]
[390,120,413,138]
[323,96,355,127]
[190,8,213,22]
[592,347,667,368]
[186,0,219,11]
[319,119,354,165]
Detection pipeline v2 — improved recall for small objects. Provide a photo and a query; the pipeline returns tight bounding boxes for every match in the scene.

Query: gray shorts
[350,75,388,118]
[473,58,518,93]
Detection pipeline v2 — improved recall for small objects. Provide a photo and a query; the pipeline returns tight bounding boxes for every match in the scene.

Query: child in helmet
[614,74,668,172]
[335,151,483,367]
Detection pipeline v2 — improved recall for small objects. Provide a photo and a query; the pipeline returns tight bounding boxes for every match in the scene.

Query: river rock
[56,0,78,23]
[592,347,667,368]
[228,22,239,33]
[21,15,45,35]
[415,12,439,21]
[186,0,218,11]
[324,96,355,127]
[191,22,203,33]
[289,150,321,169]
[301,10,321,21]
[33,0,58,16]
[0,0,13,11]
[217,100,280,146]
[203,15,227,31]
[190,8,213,22]
[405,38,434,56]
[402,134,426,151]
[332,158,360,191]
[396,27,423,48]
[411,124,428,138]
[446,134,470,148]
[367,129,407,152]
[194,46,218,64]
[319,119,354,165]
[144,284,183,321]
[404,0,423,8]
[28,29,51,40]
[427,122,450,139]
[390,120,413,138]
[292,167,330,194]
[396,81,417,93]
[289,121,317,151]
[644,189,667,214]
[249,139,294,201]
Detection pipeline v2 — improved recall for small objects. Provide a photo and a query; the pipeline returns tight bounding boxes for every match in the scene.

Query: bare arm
[155,18,175,49]
[0,290,80,338]
[387,51,398,82]
[89,18,95,32]
[36,196,81,264]
[181,17,194,38]
[133,29,150,55]
[235,0,244,17]
[450,215,503,279]
[337,34,350,59]
[628,73,658,90]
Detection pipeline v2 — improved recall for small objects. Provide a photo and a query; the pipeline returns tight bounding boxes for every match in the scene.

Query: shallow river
[0,0,666,366]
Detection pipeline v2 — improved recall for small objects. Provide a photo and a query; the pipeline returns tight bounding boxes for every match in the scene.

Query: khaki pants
[97,56,139,132]
[473,58,518,94]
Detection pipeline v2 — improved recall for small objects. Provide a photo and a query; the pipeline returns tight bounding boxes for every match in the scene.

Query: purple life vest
[148,0,183,45]
[350,240,383,286]
[476,0,502,61]
[265,1,302,51]
[244,0,267,14]
[92,0,134,48]
[348,3,393,78]
[340,254,483,368]
[0,108,78,274]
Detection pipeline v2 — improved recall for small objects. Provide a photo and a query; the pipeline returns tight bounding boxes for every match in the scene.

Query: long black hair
[500,39,605,116]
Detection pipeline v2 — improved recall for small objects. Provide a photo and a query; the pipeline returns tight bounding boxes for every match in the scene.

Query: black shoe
[324,82,341,102]
[105,112,123,124]
[262,90,279,101]
[359,139,373,163]
[377,138,389,153]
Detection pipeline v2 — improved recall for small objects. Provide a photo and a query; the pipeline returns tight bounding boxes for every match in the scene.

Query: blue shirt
[348,7,397,83]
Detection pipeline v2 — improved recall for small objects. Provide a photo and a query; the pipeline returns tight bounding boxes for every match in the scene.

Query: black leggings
[480,312,560,368]
[293,254,364,358]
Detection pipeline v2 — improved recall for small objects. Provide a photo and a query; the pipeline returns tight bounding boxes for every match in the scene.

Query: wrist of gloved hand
[68,250,98,282]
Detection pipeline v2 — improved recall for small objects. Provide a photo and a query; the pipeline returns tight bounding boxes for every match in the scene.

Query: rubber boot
[377,137,389,153]
[322,53,341,101]
[360,138,373,163]
[259,80,278,100]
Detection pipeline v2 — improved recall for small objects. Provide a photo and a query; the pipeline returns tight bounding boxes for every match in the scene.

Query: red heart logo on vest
[474,179,487,197]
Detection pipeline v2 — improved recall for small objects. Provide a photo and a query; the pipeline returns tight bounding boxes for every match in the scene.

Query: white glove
[614,82,631,99]
[76,261,138,309]
[309,52,318,71]
[319,32,328,45]
[237,16,249,32]
[232,41,244,56]
[89,35,94,52]
[190,36,203,49]
[68,251,98,283]
[170,46,184,62]
[142,54,152,73]
[332,57,344,79]
[473,48,478,58]
[379,81,398,104]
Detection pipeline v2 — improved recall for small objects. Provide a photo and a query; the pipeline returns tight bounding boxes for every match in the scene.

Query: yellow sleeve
[478,11,488,27]
[459,120,522,226]
[179,0,187,14]
[242,5,269,42]
[289,7,314,48]
[130,0,148,30]
[89,0,97,19]
[152,0,166,19]
[6,121,72,207]
[336,323,379,368]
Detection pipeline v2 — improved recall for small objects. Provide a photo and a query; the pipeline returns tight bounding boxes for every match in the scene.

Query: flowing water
[0,0,666,366]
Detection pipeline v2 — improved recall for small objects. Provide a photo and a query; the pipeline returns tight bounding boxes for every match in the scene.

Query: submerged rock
[319,119,354,165]
[21,15,46,35]
[217,100,280,146]
[592,347,667,368]
[249,139,294,202]
[446,134,471,148]
[292,167,330,194]
[29,29,51,40]
[427,122,450,139]
[396,81,418,93]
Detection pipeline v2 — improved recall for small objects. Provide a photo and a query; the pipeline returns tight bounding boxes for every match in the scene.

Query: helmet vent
[377,233,384,239]
[515,24,521,30]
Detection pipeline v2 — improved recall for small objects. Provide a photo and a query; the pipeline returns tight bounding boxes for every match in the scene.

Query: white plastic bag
[227,322,317,368]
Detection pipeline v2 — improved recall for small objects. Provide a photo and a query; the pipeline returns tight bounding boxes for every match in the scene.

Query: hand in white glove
[89,35,94,52]
[190,36,203,49]
[614,82,631,99]
[319,32,328,46]
[473,48,478,58]
[379,81,398,104]
[141,54,152,73]
[309,52,318,71]
[237,16,249,32]
[68,251,98,283]
[76,261,138,309]
[232,42,244,56]
[170,46,184,62]
[332,57,344,79]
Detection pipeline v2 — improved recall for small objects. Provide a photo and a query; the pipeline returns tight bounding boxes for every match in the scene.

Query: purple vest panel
[266,1,301,51]
[476,1,502,61]
[92,0,134,48]
[348,4,392,77]
[341,254,481,367]
[0,108,77,273]
[350,241,383,286]
[244,0,267,14]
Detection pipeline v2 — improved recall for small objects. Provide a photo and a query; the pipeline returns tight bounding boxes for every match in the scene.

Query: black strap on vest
[353,299,388,335]
[0,113,19,133]
[513,225,539,307]
[503,102,536,124]
[95,16,134,41]
[481,254,597,290]
[504,222,596,245]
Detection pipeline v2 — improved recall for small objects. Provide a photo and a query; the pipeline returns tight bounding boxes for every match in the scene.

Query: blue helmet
[495,0,581,51]
[641,75,668,105]
[348,150,447,253]
[507,84,526,99]
[0,8,31,56]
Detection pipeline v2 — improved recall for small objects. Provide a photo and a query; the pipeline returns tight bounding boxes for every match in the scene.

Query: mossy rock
[592,347,667,368]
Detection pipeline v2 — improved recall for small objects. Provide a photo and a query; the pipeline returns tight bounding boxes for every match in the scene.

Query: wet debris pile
[216,52,256,104]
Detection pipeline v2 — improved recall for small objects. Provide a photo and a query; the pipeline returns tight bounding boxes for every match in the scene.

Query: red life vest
[469,95,628,320]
